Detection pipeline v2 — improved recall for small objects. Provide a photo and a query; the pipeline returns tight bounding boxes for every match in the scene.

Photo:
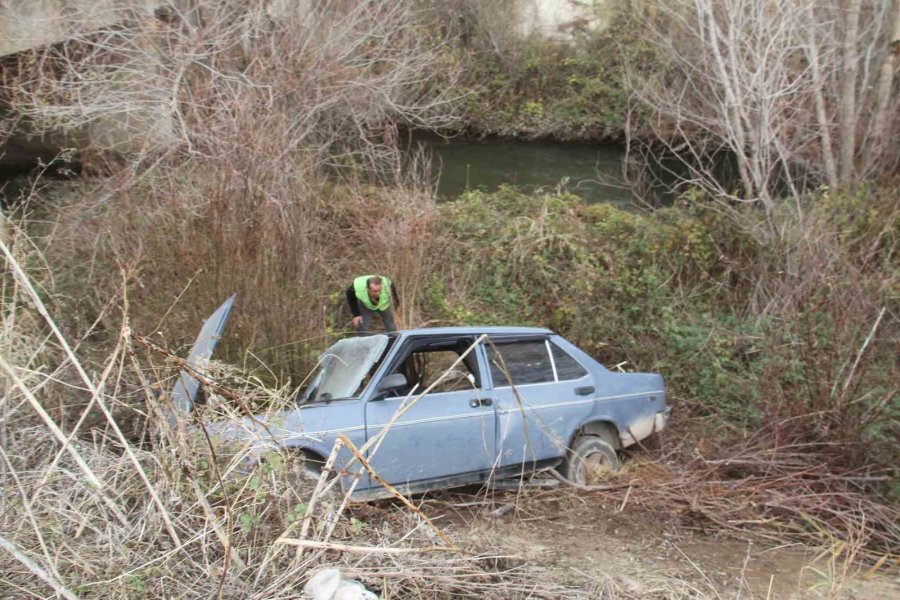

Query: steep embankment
[435,8,643,141]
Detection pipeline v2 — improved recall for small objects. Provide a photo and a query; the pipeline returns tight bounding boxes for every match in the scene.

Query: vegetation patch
[434,186,899,484]
[441,10,649,140]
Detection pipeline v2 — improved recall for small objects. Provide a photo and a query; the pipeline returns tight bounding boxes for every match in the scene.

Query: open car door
[168,295,236,420]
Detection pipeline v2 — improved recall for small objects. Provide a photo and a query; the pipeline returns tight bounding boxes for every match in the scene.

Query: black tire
[561,436,620,485]
[283,451,340,501]
[295,450,326,475]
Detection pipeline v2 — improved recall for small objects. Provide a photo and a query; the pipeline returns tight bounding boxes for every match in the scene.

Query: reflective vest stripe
[353,275,391,311]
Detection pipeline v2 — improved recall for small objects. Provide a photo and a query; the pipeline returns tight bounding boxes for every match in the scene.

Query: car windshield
[301,334,390,403]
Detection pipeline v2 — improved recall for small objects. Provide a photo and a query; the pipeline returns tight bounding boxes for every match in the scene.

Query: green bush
[434,186,899,467]
[436,187,734,396]
[447,11,652,140]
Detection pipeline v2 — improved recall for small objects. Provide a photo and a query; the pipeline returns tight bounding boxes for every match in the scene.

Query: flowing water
[413,133,634,206]
[412,133,739,207]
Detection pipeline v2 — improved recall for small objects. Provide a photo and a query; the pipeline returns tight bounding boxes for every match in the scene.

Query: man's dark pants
[357,304,397,334]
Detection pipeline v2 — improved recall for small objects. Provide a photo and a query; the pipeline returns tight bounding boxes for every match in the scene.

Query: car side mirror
[373,373,407,399]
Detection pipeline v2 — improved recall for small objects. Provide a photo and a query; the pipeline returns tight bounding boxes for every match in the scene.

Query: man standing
[346,275,399,334]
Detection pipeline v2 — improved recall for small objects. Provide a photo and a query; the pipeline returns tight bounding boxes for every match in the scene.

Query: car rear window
[550,342,589,380]
[487,340,555,386]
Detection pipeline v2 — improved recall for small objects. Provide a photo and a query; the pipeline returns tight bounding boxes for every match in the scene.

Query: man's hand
[352,316,363,329]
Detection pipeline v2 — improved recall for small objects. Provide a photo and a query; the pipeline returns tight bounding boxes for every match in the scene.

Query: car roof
[393,326,553,337]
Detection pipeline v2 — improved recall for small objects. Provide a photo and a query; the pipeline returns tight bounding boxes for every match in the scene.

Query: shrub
[435,186,899,471]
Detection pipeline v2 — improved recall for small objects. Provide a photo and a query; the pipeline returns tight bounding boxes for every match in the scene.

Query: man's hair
[366,276,382,288]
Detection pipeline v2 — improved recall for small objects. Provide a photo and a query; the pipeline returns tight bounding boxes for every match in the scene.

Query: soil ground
[415,481,900,599]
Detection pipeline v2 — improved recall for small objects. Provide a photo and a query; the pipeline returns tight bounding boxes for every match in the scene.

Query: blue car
[176,299,670,499]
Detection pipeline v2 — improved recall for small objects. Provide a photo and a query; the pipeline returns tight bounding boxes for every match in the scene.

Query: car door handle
[470,398,493,408]
[575,386,594,396]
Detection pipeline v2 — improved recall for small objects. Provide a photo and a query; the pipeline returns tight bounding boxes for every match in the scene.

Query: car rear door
[487,336,594,469]
[363,335,498,488]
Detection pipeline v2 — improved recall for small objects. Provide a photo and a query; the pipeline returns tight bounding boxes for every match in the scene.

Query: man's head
[366,276,382,300]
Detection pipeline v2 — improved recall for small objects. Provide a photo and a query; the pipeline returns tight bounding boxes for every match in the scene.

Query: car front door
[363,336,498,489]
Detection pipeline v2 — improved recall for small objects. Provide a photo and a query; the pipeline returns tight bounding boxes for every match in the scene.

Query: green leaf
[350,517,364,535]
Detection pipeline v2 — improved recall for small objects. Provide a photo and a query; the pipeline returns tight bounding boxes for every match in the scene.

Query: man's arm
[346,285,361,317]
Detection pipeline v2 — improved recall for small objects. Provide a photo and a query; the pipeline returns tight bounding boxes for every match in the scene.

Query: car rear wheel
[562,436,620,485]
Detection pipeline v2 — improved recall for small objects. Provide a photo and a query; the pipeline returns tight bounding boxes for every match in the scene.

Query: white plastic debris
[333,581,378,600]
[303,568,377,600]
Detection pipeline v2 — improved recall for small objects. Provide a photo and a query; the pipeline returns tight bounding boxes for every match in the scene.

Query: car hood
[169,295,236,417]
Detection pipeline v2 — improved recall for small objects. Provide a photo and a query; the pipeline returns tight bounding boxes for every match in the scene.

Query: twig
[276,539,448,554]
[133,334,243,401]
[187,476,248,573]
[618,486,633,512]
[547,468,634,492]
[0,240,181,544]
[841,306,886,395]
[0,353,129,527]
[0,534,79,600]
[291,437,345,564]
[338,433,455,548]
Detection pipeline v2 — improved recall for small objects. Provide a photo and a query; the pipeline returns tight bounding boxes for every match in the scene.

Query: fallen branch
[546,468,636,492]
[0,534,79,600]
[338,433,456,548]
[275,539,449,554]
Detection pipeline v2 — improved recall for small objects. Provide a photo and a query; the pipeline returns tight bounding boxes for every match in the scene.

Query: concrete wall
[0,0,162,57]
[0,1,177,165]
[517,0,613,39]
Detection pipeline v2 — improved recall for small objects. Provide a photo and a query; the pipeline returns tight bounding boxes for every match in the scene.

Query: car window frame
[484,335,562,389]
[548,339,590,382]
[374,334,486,400]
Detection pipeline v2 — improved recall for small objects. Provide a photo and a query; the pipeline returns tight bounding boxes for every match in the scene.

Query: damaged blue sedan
[176,298,670,500]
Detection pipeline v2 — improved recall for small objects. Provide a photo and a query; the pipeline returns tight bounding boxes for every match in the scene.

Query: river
[413,134,633,206]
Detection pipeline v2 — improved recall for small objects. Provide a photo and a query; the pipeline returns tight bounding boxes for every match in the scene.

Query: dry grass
[42,171,443,380]
[3,221,897,599]
[0,231,635,599]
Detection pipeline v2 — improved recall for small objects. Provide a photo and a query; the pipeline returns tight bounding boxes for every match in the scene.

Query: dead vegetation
[627,0,900,217]
[0,234,604,599]
[2,0,456,378]
[1,1,898,597]
[3,200,894,598]
[598,442,899,558]
[3,208,899,598]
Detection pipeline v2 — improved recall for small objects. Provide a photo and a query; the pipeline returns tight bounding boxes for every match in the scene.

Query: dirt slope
[419,487,899,599]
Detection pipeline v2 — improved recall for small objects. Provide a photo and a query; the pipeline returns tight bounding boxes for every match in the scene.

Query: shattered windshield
[302,334,391,403]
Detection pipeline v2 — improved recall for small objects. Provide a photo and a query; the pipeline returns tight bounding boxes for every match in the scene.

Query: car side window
[389,344,481,396]
[488,340,555,386]
[416,350,479,392]
[550,342,589,380]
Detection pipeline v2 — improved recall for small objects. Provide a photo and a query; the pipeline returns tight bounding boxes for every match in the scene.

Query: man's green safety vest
[353,275,392,311]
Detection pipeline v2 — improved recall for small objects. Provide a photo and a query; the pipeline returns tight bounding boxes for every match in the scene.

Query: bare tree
[2,0,461,177]
[867,0,900,172]
[627,0,899,221]
[839,0,863,183]
[1,0,463,371]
